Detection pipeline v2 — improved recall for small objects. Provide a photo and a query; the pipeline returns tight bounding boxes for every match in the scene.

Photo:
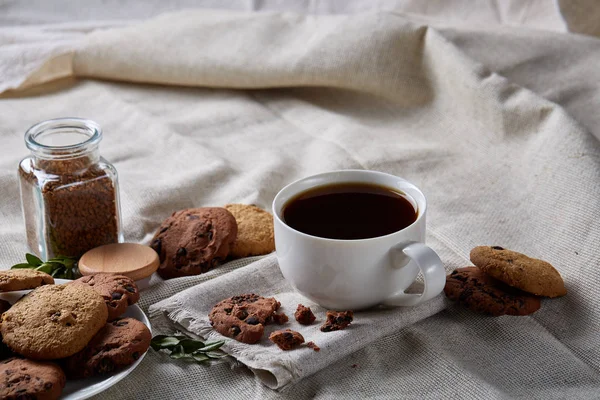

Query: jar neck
[25,118,103,172]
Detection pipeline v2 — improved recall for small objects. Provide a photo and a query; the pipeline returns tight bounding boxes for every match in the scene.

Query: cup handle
[382,241,446,307]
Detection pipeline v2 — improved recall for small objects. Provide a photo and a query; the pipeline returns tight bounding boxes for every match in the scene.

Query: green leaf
[205,352,225,359]
[179,339,205,353]
[151,334,225,365]
[51,267,65,278]
[151,335,183,350]
[25,253,42,266]
[169,345,187,359]
[191,353,210,363]
[196,341,225,352]
[35,264,54,274]
[61,258,76,268]
[11,263,33,269]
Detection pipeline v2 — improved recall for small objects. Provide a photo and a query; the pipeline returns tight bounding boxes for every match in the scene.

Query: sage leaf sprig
[11,253,79,279]
[151,335,226,364]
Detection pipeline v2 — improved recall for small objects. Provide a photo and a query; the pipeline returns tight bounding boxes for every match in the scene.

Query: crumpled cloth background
[1,1,600,399]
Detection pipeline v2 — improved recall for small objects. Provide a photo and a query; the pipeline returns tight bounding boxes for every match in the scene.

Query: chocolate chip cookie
[224,204,275,258]
[0,270,54,292]
[0,357,66,400]
[269,329,305,350]
[444,267,541,316]
[320,310,353,332]
[294,304,316,325]
[70,274,139,321]
[63,318,151,379]
[1,284,107,360]
[470,246,567,298]
[151,207,238,279]
[209,294,280,344]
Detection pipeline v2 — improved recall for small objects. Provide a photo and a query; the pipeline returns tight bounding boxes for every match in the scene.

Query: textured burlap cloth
[1,5,600,399]
[149,254,445,389]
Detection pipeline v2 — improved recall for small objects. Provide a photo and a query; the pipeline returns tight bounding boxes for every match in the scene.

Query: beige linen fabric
[149,255,446,389]
[1,8,600,400]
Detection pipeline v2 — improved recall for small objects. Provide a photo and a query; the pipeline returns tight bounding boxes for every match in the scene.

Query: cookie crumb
[320,310,353,332]
[295,304,316,325]
[273,312,289,325]
[269,329,304,350]
[306,341,320,352]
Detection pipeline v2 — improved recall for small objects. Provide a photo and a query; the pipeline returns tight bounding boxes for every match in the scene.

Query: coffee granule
[19,155,119,259]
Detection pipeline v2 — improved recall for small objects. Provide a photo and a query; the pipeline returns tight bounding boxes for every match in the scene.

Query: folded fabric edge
[0,49,75,94]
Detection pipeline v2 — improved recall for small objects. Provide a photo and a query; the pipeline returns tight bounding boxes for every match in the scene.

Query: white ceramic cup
[272,170,446,310]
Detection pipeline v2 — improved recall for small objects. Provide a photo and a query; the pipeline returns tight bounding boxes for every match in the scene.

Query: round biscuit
[1,284,108,360]
[224,204,275,258]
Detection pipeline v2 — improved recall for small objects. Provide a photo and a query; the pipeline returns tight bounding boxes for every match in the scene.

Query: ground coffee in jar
[18,118,123,260]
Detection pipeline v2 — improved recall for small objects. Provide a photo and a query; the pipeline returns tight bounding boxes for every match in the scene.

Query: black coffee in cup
[282,182,417,240]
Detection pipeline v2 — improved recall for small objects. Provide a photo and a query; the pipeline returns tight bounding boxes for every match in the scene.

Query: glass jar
[18,118,123,260]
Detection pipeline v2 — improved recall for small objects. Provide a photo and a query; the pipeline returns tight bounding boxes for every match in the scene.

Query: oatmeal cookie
[0,284,107,360]
[470,246,566,298]
[224,204,275,258]
[0,270,54,292]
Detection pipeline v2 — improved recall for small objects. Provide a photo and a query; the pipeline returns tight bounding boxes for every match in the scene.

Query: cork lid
[79,243,159,281]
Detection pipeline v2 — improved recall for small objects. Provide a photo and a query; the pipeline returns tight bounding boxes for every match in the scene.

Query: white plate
[0,278,152,400]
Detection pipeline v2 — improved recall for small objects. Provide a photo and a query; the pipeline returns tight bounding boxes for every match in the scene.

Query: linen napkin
[149,254,445,390]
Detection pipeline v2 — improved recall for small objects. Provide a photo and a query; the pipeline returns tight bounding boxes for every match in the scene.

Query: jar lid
[79,243,159,281]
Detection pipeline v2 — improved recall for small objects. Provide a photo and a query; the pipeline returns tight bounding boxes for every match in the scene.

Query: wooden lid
[79,243,159,281]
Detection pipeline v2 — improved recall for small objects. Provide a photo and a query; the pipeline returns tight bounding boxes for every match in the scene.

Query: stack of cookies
[444,246,567,316]
[0,270,151,399]
[150,204,275,279]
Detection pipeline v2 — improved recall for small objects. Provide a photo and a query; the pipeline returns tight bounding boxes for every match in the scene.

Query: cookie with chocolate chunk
[70,274,139,321]
[320,310,353,332]
[269,329,304,350]
[224,204,275,258]
[151,208,238,279]
[0,358,65,400]
[0,269,53,292]
[470,246,567,298]
[294,304,316,325]
[209,294,280,344]
[63,318,151,379]
[444,267,541,316]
